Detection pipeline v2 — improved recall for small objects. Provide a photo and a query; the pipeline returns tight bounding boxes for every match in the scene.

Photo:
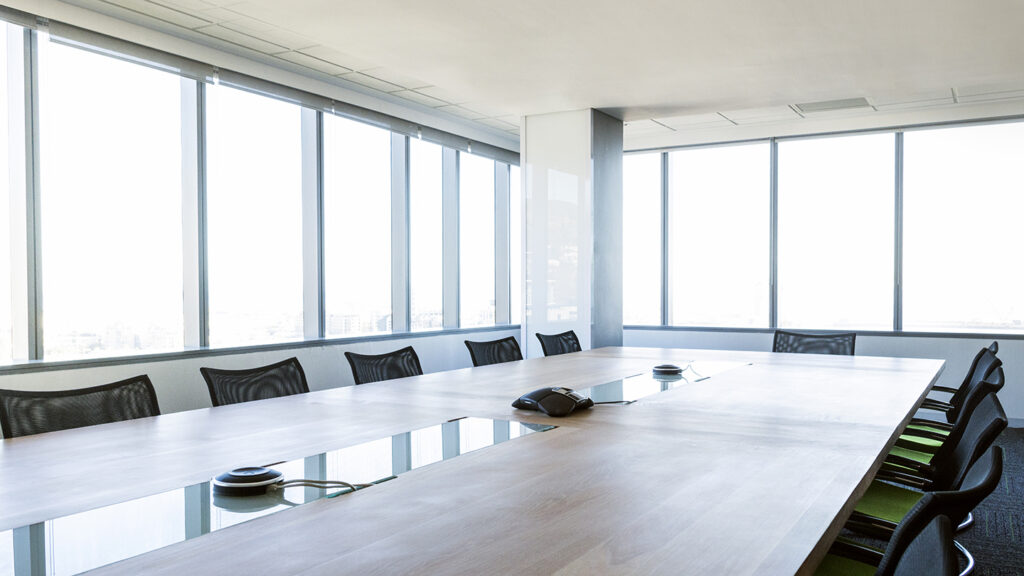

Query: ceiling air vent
[793,97,871,114]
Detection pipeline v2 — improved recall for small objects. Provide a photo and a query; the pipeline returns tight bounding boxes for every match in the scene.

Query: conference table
[0,346,944,575]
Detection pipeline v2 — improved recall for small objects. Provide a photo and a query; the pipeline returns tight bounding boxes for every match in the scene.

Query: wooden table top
[0,347,944,575]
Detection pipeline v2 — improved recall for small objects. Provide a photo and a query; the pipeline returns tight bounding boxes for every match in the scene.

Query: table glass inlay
[579,360,748,403]
[0,417,553,576]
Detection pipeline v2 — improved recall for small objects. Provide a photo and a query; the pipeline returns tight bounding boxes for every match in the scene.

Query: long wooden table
[0,347,943,574]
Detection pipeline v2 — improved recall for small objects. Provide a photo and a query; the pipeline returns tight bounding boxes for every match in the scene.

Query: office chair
[201,357,310,407]
[817,506,957,576]
[881,393,1006,492]
[465,336,524,367]
[535,330,582,357]
[345,346,423,385]
[772,330,856,355]
[914,342,1000,430]
[897,367,1003,454]
[845,446,1003,576]
[0,375,160,438]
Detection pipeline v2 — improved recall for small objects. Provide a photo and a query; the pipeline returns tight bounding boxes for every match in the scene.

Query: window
[206,84,303,347]
[509,164,522,324]
[409,138,443,331]
[323,114,392,336]
[903,122,1024,333]
[669,143,770,327]
[777,133,894,330]
[0,25,13,364]
[623,153,662,325]
[459,152,495,327]
[38,41,185,360]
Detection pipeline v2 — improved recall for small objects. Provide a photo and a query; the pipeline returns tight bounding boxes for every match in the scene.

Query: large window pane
[409,138,442,331]
[510,164,522,325]
[0,25,12,364]
[777,133,894,330]
[39,42,184,359]
[207,85,303,347]
[623,153,662,325]
[904,122,1024,333]
[459,152,495,327]
[669,143,769,327]
[324,115,391,336]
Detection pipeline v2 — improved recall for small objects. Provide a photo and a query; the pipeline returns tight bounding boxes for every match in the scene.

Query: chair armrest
[882,453,934,476]
[828,537,885,566]
[920,398,954,412]
[930,385,959,395]
[909,417,953,431]
[875,468,930,490]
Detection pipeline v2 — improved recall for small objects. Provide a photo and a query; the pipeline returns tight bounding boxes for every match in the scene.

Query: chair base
[957,511,974,532]
[954,539,975,576]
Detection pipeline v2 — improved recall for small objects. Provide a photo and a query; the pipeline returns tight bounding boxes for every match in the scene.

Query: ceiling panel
[275,51,351,76]
[62,0,1024,146]
[337,71,404,93]
[719,106,802,124]
[957,82,1024,103]
[623,119,674,136]
[195,23,289,53]
[655,113,734,130]
[392,89,449,108]
[102,0,213,29]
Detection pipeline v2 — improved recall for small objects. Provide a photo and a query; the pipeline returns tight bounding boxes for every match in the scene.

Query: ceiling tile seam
[195,24,292,54]
[716,112,739,126]
[145,0,216,25]
[98,0,214,30]
[650,119,676,132]
[278,50,352,72]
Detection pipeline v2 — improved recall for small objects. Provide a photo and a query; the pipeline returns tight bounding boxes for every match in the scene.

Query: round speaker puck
[213,466,284,496]
[653,364,683,375]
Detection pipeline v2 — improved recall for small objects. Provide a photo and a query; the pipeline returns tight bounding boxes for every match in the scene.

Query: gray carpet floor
[958,426,1024,575]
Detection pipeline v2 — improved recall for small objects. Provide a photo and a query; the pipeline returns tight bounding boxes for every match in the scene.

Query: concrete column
[520,109,623,358]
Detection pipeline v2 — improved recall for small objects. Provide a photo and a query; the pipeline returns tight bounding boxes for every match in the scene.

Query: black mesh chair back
[465,336,523,367]
[931,446,1003,529]
[772,330,856,355]
[0,376,160,439]
[931,393,1007,492]
[345,346,423,385]
[200,357,309,407]
[873,493,946,576]
[945,366,1004,438]
[947,346,1001,423]
[890,515,957,576]
[535,330,582,357]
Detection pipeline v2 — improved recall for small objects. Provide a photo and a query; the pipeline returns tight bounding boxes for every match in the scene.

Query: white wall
[625,328,1024,424]
[0,329,518,415]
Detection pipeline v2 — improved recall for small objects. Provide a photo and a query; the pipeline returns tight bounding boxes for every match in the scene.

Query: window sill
[0,325,520,376]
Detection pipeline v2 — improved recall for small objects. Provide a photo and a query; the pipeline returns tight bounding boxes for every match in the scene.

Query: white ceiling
[59,0,1024,145]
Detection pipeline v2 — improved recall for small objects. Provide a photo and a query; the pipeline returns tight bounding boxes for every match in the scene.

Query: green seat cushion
[897,434,943,452]
[887,445,934,466]
[854,479,924,524]
[906,422,950,437]
[814,553,877,576]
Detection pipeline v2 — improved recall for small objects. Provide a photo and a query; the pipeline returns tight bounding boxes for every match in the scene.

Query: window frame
[623,117,1024,339]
